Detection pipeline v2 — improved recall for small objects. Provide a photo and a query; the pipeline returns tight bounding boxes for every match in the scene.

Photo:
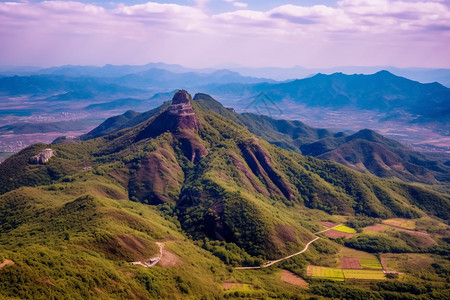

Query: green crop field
[343,269,386,280]
[359,258,383,269]
[308,266,345,281]
[333,225,357,234]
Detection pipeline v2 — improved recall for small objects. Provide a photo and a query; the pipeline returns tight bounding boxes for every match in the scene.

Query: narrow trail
[235,237,320,270]
[235,223,344,270]
[131,242,164,267]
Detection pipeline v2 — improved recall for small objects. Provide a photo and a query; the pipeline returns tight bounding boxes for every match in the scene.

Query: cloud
[0,0,449,68]
[233,2,248,8]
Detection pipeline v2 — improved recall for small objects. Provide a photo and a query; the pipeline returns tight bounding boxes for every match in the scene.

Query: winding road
[235,237,320,270]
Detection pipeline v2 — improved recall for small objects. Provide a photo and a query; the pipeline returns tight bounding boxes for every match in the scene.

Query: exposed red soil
[229,152,269,196]
[89,185,127,200]
[324,229,354,239]
[132,147,184,204]
[239,139,294,200]
[275,225,298,244]
[320,221,338,228]
[108,170,129,188]
[0,259,14,270]
[157,248,183,267]
[380,255,388,270]
[340,257,362,269]
[280,270,309,288]
[223,282,245,289]
[364,224,386,232]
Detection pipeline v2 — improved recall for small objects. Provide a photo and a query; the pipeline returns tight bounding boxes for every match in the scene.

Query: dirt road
[131,242,164,267]
[235,237,320,270]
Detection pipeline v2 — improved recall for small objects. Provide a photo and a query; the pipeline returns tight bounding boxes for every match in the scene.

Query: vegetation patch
[332,225,357,234]
[307,265,345,281]
[342,269,385,280]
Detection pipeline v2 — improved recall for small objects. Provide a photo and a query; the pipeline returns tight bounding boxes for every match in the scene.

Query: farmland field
[340,257,362,269]
[342,269,386,280]
[307,265,345,281]
[324,230,354,239]
[280,270,309,288]
[380,253,436,273]
[382,218,416,230]
[339,247,378,260]
[319,221,338,228]
[359,258,383,270]
[333,225,357,233]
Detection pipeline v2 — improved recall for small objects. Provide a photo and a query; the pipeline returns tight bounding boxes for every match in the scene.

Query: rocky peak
[169,90,196,116]
[136,90,202,140]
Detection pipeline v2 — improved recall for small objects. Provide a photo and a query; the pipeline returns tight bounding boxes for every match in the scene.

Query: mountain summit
[137,90,201,140]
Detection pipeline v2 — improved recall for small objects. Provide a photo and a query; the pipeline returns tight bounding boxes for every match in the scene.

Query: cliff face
[29,148,53,164]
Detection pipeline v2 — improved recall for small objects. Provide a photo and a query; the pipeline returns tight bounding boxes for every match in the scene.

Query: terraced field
[342,269,386,280]
[307,266,345,281]
[359,258,383,270]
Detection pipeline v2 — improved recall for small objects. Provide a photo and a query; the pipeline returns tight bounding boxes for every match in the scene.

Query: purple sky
[0,0,449,68]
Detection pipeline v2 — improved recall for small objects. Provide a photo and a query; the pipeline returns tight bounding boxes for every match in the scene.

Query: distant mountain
[0,119,100,134]
[204,70,450,123]
[0,75,145,97]
[231,65,450,87]
[0,68,273,100]
[315,130,450,184]
[34,62,212,77]
[109,68,272,89]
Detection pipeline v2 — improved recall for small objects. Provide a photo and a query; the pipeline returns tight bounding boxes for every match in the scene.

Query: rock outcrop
[136,90,201,140]
[30,148,53,164]
[135,90,207,163]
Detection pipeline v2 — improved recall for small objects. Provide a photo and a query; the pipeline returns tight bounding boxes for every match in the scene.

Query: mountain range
[204,70,450,123]
[79,93,450,185]
[0,90,449,298]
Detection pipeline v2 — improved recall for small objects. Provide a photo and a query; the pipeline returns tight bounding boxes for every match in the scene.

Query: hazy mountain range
[1,63,449,156]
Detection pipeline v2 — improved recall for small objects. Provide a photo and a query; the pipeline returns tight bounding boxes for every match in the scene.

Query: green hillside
[0,90,449,299]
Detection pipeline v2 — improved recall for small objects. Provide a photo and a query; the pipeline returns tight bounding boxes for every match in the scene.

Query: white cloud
[233,2,248,8]
[0,0,449,68]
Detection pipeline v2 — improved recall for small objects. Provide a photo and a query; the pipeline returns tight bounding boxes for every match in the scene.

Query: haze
[1,0,450,69]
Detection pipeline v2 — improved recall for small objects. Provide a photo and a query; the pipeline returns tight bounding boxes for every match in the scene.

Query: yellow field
[342,269,386,280]
[307,265,345,281]
[359,258,383,270]
[332,225,357,233]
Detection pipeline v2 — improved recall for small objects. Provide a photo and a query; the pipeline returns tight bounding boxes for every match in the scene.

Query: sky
[0,0,449,69]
